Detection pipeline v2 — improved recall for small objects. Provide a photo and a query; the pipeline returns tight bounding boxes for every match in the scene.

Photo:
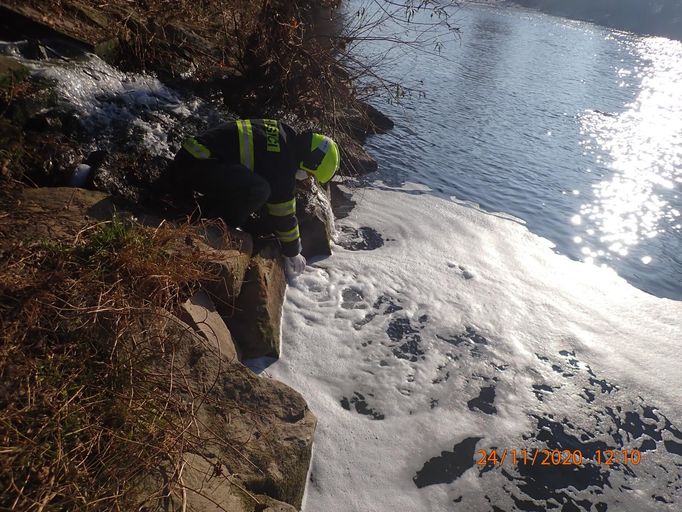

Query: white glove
[284,254,307,276]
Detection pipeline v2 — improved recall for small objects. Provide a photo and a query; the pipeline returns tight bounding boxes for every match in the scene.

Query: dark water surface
[362,3,682,300]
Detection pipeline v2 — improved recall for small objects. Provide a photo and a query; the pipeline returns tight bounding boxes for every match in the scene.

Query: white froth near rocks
[26,54,213,158]
[270,182,682,511]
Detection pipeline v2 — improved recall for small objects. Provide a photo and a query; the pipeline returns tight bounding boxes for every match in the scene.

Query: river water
[362,2,682,301]
[269,3,682,512]
[5,3,679,509]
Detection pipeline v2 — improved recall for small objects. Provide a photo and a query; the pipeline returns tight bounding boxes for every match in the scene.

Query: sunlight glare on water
[578,36,682,270]
[360,3,682,299]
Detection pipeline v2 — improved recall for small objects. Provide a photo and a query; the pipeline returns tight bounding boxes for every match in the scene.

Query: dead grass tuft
[0,216,239,510]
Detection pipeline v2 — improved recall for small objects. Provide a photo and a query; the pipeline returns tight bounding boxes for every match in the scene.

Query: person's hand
[284,254,307,276]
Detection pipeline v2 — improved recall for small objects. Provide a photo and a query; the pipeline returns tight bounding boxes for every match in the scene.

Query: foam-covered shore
[271,181,682,511]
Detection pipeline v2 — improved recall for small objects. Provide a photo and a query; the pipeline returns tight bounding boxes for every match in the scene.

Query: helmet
[299,133,340,184]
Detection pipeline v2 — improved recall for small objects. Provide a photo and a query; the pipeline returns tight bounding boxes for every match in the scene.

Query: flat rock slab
[180,290,239,362]
[159,453,298,512]
[136,315,316,510]
[0,187,114,247]
[225,243,286,359]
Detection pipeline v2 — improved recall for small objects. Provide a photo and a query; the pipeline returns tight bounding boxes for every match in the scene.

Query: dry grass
[0,216,241,510]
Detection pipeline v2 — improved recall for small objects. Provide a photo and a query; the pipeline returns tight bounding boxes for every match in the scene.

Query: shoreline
[0,1,390,509]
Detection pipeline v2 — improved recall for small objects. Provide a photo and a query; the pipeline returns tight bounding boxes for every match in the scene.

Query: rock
[187,222,253,311]
[144,452,299,511]
[134,315,315,510]
[94,38,119,64]
[0,55,29,90]
[224,243,286,359]
[338,101,395,141]
[338,133,378,176]
[0,5,93,58]
[197,221,254,256]
[329,181,357,219]
[0,187,176,254]
[22,132,84,186]
[0,118,25,179]
[0,57,56,131]
[0,187,115,248]
[297,179,335,258]
[362,101,395,132]
[91,150,172,205]
[24,112,64,133]
[179,290,239,362]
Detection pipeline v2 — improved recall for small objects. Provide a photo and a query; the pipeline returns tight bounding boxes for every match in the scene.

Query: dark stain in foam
[468,386,497,415]
[413,437,482,488]
[341,288,366,309]
[509,416,612,511]
[432,371,450,384]
[506,379,682,511]
[437,326,490,347]
[589,377,618,394]
[386,317,418,342]
[353,312,376,330]
[340,392,385,420]
[338,225,385,251]
[386,316,424,362]
[532,384,557,402]
[581,387,595,403]
[664,440,682,457]
[373,294,403,314]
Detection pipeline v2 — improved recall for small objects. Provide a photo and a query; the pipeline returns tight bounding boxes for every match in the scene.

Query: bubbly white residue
[272,183,682,512]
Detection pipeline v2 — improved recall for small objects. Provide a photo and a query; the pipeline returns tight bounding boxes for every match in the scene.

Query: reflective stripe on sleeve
[266,198,296,217]
[182,138,211,159]
[275,225,300,243]
[236,120,255,171]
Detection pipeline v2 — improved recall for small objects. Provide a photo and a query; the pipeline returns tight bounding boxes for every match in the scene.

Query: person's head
[296,131,340,185]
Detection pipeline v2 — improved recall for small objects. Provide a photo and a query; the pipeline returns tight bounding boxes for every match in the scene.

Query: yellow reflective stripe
[266,198,296,217]
[275,225,300,243]
[182,138,211,159]
[236,120,254,171]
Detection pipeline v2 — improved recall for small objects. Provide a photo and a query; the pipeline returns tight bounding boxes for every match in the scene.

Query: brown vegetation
[0,0,392,176]
[0,213,229,509]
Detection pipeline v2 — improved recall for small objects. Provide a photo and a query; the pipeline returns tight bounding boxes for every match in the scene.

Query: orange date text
[476,448,642,467]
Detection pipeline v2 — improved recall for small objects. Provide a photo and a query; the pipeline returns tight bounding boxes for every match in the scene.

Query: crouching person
[170,119,340,276]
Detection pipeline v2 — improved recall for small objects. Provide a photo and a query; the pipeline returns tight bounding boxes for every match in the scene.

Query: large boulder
[297,179,336,258]
[133,315,316,511]
[224,243,286,359]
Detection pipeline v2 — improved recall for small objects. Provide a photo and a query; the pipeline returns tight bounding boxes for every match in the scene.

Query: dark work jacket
[191,119,303,256]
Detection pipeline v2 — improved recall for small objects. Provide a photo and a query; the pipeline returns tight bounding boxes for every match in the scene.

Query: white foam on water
[270,182,682,511]
[23,54,213,157]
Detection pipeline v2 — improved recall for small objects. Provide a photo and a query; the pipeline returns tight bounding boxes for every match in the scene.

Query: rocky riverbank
[0,1,393,510]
